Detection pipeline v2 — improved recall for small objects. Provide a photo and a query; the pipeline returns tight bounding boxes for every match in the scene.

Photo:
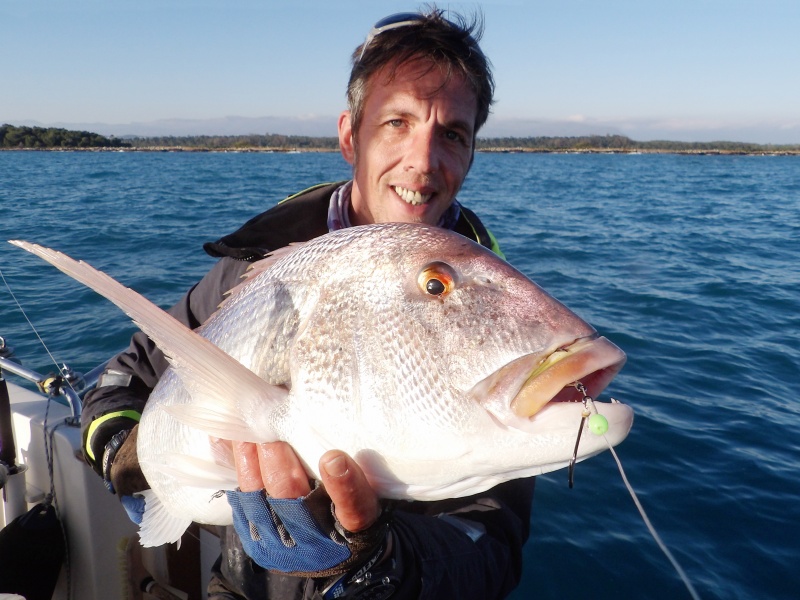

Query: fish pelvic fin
[138,489,193,548]
[10,241,288,436]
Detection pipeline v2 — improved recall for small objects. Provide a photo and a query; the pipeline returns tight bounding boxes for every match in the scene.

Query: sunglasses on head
[357,12,456,62]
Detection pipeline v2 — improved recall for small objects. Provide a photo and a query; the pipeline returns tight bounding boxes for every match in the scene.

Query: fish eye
[418,262,457,298]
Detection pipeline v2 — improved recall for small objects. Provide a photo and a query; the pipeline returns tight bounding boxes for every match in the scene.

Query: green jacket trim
[84,410,141,463]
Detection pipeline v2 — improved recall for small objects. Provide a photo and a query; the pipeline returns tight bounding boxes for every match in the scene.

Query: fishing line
[603,437,701,600]
[570,381,700,599]
[1,269,71,381]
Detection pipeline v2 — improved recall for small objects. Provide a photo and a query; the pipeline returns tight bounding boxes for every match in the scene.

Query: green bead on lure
[588,413,609,435]
[568,381,611,488]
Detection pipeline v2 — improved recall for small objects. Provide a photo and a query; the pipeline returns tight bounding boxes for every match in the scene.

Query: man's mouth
[394,185,432,206]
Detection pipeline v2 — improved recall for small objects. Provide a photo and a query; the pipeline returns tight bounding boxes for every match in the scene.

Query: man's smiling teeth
[394,185,432,206]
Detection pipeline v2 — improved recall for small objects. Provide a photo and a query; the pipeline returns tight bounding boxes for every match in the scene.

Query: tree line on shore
[120,132,800,153]
[475,135,799,153]
[2,124,798,153]
[1,124,130,149]
[127,133,339,150]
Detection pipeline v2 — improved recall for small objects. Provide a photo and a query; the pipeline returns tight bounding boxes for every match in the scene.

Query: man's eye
[445,130,465,144]
[388,119,404,127]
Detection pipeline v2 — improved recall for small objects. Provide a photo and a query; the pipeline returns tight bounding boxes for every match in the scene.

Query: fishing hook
[568,381,593,488]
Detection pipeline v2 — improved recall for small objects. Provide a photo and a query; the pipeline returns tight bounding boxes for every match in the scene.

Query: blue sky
[3,0,799,143]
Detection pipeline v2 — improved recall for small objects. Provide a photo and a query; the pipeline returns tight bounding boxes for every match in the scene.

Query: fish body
[11,224,633,547]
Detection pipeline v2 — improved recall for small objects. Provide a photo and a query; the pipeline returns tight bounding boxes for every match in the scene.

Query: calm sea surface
[1,151,798,599]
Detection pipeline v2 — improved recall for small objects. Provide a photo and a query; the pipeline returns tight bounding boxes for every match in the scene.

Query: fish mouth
[510,336,626,418]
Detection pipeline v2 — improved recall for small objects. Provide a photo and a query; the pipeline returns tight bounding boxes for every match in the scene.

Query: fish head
[379,224,627,417]
[333,224,629,492]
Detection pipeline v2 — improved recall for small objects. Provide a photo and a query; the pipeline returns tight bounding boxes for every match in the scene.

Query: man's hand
[106,425,149,524]
[227,441,389,577]
[232,441,381,532]
[108,424,149,496]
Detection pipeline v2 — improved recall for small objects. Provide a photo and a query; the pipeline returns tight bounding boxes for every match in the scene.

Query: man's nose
[406,126,439,174]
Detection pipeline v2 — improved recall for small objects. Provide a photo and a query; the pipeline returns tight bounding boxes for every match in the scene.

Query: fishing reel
[35,365,84,427]
[0,339,83,426]
[38,364,86,397]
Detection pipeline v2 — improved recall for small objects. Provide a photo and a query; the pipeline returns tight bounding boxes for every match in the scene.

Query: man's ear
[338,111,355,165]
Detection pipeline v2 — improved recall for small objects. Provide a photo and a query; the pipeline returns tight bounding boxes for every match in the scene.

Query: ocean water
[1,150,798,599]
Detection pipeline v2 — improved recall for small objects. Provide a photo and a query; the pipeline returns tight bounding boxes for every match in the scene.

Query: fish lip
[509,335,627,418]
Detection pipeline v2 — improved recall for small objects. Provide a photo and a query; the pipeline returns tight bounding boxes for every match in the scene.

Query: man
[82,7,534,599]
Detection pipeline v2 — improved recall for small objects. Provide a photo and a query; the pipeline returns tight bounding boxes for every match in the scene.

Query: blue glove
[226,484,390,577]
[120,494,146,525]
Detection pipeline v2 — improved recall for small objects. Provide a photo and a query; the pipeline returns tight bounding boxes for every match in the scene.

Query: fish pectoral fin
[165,404,273,442]
[11,240,288,424]
[141,455,239,490]
[138,489,193,548]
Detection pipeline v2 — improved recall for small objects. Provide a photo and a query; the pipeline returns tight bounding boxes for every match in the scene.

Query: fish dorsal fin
[218,242,308,311]
[247,242,307,280]
[10,241,287,440]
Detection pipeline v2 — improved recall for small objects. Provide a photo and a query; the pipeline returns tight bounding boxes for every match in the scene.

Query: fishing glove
[119,494,146,525]
[105,424,150,525]
[226,483,390,578]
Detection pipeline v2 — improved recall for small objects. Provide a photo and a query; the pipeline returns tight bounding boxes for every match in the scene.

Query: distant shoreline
[2,146,799,156]
[4,125,799,155]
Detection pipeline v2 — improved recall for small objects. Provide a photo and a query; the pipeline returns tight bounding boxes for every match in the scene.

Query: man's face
[338,60,478,226]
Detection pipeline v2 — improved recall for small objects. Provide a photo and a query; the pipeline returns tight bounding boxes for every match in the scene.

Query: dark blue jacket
[82,182,533,600]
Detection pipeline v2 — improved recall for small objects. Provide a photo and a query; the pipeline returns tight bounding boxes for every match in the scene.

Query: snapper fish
[11,224,633,547]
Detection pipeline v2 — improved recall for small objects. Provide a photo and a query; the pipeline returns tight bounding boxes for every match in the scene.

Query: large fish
[11,223,633,547]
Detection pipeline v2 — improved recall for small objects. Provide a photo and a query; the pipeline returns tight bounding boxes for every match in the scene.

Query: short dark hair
[347,6,495,141]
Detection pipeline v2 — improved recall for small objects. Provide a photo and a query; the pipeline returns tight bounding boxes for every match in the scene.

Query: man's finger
[232,441,265,493]
[256,441,312,498]
[319,450,380,532]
